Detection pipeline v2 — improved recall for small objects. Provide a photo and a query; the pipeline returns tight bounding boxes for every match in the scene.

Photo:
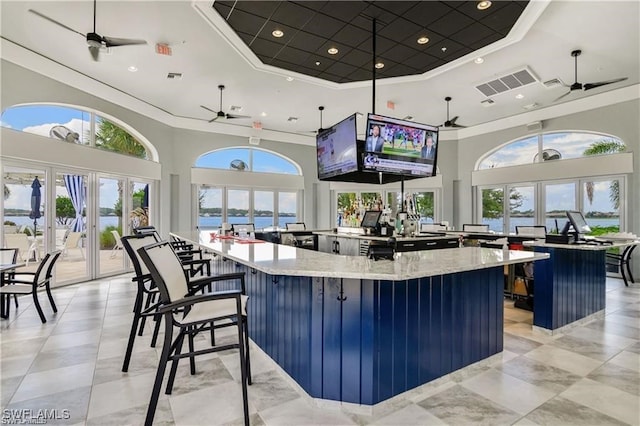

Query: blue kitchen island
[176,231,549,406]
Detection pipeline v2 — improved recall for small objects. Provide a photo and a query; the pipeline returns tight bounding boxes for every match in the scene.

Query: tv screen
[362,114,439,177]
[316,114,358,180]
[361,210,382,228]
[566,210,592,234]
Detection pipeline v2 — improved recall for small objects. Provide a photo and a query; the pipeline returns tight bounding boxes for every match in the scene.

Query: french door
[1,160,154,286]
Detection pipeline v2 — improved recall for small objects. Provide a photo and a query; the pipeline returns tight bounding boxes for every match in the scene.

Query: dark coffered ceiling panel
[212,0,528,83]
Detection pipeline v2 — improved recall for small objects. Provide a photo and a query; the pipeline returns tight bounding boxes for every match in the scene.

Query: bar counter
[174,231,549,406]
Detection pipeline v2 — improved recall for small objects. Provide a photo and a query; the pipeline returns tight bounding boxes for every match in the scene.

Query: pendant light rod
[372,17,376,115]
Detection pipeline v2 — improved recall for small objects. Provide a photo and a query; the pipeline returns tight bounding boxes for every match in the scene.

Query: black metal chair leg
[122,313,141,372]
[32,292,46,323]
[626,261,635,283]
[236,309,250,426]
[139,292,154,336]
[244,318,252,385]
[45,284,57,313]
[165,331,185,395]
[151,313,162,347]
[188,329,196,375]
[13,294,18,308]
[145,314,173,426]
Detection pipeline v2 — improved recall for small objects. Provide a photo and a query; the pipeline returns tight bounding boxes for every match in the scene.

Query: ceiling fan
[201,85,251,122]
[440,97,466,128]
[554,49,628,102]
[29,0,147,61]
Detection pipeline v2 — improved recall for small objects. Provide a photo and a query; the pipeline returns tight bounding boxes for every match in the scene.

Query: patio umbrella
[63,174,85,232]
[29,177,42,232]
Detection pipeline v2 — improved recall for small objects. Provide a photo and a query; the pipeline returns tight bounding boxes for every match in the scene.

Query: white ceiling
[1,1,639,144]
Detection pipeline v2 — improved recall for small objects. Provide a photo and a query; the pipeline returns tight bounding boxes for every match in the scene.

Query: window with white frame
[1,104,153,160]
[475,131,627,234]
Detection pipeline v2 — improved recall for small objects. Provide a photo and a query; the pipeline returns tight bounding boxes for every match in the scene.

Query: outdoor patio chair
[0,250,62,323]
[120,233,163,372]
[138,240,250,426]
[607,245,637,287]
[110,230,124,258]
[0,248,19,308]
[4,233,33,265]
[61,232,84,259]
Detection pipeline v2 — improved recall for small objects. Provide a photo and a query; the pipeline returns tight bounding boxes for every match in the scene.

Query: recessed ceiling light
[515,93,524,99]
[272,29,284,38]
[474,57,484,64]
[127,65,138,72]
[417,36,429,45]
[260,112,267,117]
[477,1,492,10]
[441,47,447,52]
[286,76,294,82]
[375,62,385,69]
[315,61,321,66]
[327,47,338,55]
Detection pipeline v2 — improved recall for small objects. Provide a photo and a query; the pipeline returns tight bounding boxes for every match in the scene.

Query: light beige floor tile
[86,371,158,419]
[169,380,255,425]
[608,350,640,372]
[560,378,640,425]
[461,369,556,415]
[370,403,446,425]
[11,361,95,403]
[525,345,603,376]
[41,329,102,351]
[260,397,356,425]
[568,325,638,349]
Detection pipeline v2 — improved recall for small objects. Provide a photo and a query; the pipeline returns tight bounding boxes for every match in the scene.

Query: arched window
[1,104,156,161]
[195,147,301,175]
[478,131,625,170]
[193,148,302,230]
[473,131,629,234]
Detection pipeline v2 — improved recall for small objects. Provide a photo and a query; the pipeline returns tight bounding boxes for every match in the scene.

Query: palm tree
[583,139,626,208]
[3,184,9,200]
[95,119,147,159]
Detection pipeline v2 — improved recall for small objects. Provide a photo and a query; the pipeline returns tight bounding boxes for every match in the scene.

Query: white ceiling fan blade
[29,9,85,38]
[553,90,573,103]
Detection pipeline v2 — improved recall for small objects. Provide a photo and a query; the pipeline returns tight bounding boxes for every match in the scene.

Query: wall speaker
[249,137,260,145]
[526,121,542,132]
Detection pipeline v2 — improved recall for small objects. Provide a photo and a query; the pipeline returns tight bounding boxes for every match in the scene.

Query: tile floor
[1,274,638,425]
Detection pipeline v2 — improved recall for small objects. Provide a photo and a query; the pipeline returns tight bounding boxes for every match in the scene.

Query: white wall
[2,59,638,255]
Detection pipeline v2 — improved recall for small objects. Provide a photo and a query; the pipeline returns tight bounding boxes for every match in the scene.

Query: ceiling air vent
[480,98,495,107]
[542,78,564,89]
[475,67,538,97]
[167,72,183,80]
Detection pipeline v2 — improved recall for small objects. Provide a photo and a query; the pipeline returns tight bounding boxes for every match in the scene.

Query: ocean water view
[4,215,620,233]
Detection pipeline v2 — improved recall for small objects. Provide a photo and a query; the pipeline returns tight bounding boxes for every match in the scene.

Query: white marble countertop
[313,230,455,242]
[523,239,639,250]
[174,231,550,280]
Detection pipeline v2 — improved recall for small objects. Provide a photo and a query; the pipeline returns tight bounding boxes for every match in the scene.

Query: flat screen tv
[316,114,358,180]
[362,113,439,177]
[360,210,382,228]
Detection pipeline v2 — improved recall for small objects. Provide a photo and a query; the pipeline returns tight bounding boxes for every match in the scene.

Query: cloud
[0,120,12,129]
[23,118,90,142]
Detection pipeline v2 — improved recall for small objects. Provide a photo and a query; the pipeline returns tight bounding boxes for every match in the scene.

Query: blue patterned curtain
[63,175,85,232]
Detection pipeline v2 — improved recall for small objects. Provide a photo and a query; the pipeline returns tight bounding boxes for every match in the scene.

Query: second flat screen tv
[316,114,358,180]
[362,113,439,177]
